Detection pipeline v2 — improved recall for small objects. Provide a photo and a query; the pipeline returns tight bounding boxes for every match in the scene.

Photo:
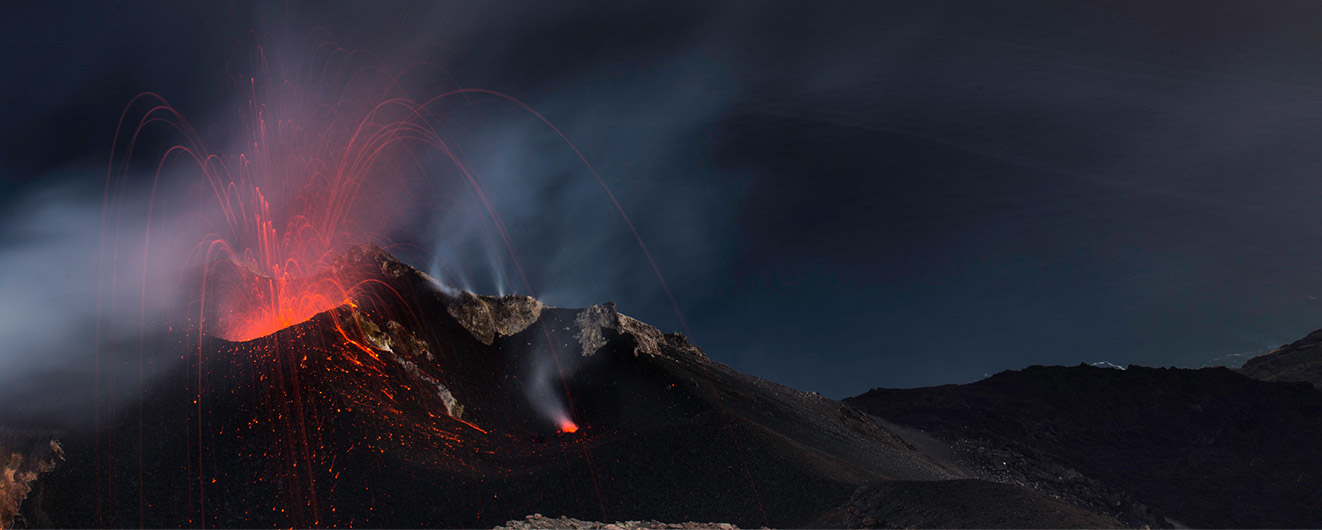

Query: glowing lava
[204,254,361,342]
[214,278,350,342]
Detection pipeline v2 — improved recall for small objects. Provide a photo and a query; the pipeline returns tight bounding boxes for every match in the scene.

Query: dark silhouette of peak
[847,363,1322,528]
[1240,328,1322,389]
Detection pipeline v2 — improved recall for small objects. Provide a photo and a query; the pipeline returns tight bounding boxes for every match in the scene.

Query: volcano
[13,244,1118,528]
[13,246,1322,528]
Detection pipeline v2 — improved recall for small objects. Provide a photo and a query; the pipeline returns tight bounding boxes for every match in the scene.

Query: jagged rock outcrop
[354,312,464,418]
[446,292,543,345]
[573,303,687,359]
[0,433,62,529]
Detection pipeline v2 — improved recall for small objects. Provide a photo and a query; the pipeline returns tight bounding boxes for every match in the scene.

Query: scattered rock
[356,314,433,360]
[819,479,1122,529]
[352,311,463,418]
[496,514,740,530]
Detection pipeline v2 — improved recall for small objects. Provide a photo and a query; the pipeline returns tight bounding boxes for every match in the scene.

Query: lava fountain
[108,43,493,342]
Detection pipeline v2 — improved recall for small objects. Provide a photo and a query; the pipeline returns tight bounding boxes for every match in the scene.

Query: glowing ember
[558,418,579,434]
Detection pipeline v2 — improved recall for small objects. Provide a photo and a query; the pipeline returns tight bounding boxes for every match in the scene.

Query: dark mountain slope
[846,364,1322,528]
[17,245,1117,528]
[1240,329,1322,389]
[816,479,1122,529]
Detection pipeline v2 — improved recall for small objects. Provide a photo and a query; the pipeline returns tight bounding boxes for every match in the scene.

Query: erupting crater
[202,251,380,342]
[214,285,349,342]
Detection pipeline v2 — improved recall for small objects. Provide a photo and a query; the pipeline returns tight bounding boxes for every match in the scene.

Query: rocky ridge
[1239,328,1322,388]
[847,364,1322,528]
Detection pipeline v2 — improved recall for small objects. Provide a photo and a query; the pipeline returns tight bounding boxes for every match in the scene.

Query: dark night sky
[6,1,1322,414]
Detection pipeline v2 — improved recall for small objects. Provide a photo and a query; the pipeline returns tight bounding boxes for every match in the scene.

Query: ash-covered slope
[21,244,1108,528]
[846,364,1322,528]
[1240,329,1322,389]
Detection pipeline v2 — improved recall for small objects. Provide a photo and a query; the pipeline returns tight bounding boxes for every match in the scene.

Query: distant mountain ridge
[1239,328,1322,389]
[846,363,1322,528]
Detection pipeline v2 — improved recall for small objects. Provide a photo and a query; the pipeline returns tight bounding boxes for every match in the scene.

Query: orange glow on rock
[219,294,347,342]
[206,255,361,342]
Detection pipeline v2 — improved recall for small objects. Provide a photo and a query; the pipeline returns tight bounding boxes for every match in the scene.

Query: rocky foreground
[496,513,742,530]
